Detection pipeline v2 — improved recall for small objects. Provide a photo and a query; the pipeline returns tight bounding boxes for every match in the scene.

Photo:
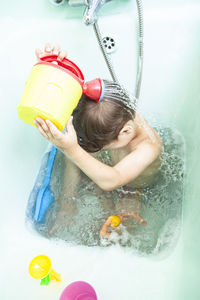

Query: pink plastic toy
[60,281,97,300]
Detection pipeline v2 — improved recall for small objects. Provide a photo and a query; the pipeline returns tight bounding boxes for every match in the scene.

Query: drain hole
[102,36,116,54]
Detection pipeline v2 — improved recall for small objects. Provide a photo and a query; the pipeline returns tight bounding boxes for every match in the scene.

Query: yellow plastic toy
[100,214,147,237]
[29,255,61,285]
[108,216,121,228]
[17,55,84,131]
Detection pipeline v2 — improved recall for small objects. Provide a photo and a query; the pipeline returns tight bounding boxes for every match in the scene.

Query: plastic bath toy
[100,213,147,237]
[34,145,57,222]
[108,215,121,227]
[17,55,112,131]
[29,255,61,285]
[60,281,97,300]
[17,55,84,131]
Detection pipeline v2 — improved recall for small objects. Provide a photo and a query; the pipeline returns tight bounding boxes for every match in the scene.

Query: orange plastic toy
[100,213,147,237]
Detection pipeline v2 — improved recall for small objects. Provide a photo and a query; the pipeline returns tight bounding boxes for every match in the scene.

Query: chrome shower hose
[93,0,144,100]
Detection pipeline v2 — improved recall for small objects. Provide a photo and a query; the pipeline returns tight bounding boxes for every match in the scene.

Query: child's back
[108,112,162,188]
[72,90,162,190]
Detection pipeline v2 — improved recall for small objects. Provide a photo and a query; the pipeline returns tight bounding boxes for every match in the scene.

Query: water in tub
[26,119,185,257]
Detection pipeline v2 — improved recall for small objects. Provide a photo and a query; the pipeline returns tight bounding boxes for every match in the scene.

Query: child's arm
[65,140,161,191]
[34,117,161,191]
[63,155,80,198]
[48,157,80,236]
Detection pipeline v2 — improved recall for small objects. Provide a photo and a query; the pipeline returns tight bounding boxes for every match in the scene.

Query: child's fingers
[44,42,52,55]
[58,50,67,61]
[65,116,75,134]
[52,44,60,56]
[35,117,48,131]
[34,119,49,139]
[35,48,43,60]
[66,116,73,128]
[35,44,67,61]
[35,117,53,140]
[46,120,63,139]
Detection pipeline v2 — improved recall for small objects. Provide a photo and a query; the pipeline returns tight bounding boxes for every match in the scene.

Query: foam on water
[26,126,185,257]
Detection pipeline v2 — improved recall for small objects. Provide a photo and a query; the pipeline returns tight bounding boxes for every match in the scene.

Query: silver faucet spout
[68,0,112,25]
[68,0,88,6]
[84,0,112,25]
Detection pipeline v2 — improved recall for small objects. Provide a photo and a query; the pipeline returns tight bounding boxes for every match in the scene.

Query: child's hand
[34,116,78,153]
[35,43,67,61]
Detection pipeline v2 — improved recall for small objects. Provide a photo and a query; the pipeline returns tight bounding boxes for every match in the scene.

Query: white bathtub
[1,0,200,299]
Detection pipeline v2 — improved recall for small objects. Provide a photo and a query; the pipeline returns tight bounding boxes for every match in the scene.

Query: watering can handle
[49,269,61,282]
[40,55,84,81]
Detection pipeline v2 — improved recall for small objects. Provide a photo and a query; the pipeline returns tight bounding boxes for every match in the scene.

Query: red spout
[83,78,103,102]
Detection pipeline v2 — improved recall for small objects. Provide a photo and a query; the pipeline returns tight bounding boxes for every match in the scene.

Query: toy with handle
[17,55,84,131]
[29,255,61,285]
[17,55,110,131]
[100,214,147,237]
[34,145,57,222]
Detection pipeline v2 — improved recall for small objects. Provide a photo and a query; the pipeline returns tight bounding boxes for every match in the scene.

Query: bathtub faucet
[68,0,113,25]
[84,0,113,25]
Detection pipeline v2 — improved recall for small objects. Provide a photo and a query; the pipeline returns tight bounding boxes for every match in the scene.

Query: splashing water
[102,80,137,113]
[26,125,185,257]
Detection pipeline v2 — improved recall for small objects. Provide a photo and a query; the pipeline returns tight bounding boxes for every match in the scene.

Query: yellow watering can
[17,55,85,131]
[29,254,61,285]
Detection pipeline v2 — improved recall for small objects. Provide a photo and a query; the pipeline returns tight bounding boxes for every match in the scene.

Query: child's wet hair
[72,81,136,153]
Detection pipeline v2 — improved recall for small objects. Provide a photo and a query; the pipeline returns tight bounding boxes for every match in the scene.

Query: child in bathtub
[34,44,162,231]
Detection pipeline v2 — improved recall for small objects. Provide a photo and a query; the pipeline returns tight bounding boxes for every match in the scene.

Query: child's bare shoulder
[133,113,163,155]
[138,130,162,155]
